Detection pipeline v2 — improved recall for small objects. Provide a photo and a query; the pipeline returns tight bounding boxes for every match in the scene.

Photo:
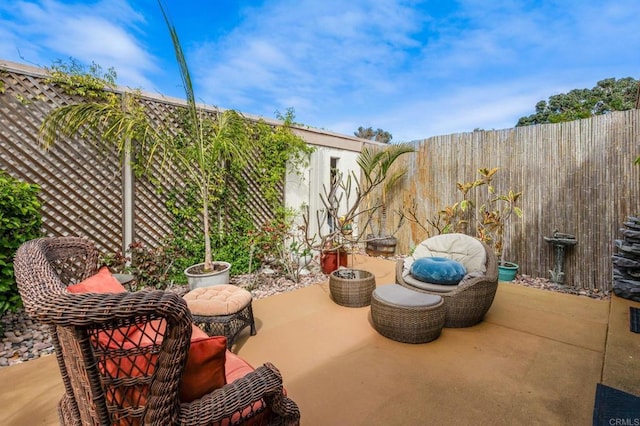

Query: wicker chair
[396,235,498,328]
[14,236,300,425]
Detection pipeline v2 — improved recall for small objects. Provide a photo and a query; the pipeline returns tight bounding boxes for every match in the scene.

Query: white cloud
[2,0,639,140]
[0,0,157,89]
[191,0,428,119]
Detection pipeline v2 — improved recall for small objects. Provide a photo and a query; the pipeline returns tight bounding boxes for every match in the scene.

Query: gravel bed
[0,260,609,368]
[510,274,609,300]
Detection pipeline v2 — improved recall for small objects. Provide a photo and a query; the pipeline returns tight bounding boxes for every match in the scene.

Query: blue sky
[1,0,639,142]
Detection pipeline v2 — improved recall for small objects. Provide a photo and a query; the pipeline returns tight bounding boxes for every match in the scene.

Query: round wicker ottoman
[329,269,376,307]
[371,284,445,343]
[184,284,256,349]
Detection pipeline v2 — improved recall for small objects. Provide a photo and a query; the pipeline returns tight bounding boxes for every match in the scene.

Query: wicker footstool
[184,285,257,349]
[370,284,445,343]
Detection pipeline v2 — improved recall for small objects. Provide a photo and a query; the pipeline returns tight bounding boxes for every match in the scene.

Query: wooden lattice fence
[0,62,281,255]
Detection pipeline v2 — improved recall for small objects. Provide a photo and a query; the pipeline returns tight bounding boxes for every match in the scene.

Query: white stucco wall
[286,146,361,236]
[285,127,386,247]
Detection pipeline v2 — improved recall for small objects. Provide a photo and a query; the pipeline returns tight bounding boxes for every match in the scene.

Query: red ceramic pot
[321,250,348,274]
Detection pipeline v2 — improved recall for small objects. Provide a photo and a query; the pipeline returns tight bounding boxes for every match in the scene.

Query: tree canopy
[516,77,639,127]
[354,126,392,143]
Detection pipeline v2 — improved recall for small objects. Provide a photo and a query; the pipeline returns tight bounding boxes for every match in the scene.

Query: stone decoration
[612,216,640,302]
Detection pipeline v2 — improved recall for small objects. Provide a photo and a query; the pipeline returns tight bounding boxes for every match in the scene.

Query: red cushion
[191,324,209,340]
[99,322,227,404]
[67,266,127,293]
[180,336,227,402]
[225,352,274,424]
[69,270,228,404]
[225,350,257,384]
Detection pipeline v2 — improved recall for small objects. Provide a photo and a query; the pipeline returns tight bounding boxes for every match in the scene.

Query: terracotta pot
[320,250,348,274]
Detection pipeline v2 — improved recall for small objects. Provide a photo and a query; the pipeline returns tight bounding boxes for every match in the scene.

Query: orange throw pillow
[180,335,227,402]
[101,328,227,404]
[67,266,127,293]
[124,322,228,402]
[67,268,228,404]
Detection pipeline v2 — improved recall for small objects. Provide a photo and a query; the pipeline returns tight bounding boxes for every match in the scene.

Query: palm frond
[384,167,408,192]
[157,0,201,141]
[357,147,386,185]
[378,143,414,175]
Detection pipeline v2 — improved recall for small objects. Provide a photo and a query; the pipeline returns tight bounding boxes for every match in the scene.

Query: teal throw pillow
[410,257,466,286]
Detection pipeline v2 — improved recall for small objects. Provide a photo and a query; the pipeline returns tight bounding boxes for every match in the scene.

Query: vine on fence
[39,58,315,285]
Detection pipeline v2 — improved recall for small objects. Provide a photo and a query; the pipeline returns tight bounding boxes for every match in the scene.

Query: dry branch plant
[302,143,414,255]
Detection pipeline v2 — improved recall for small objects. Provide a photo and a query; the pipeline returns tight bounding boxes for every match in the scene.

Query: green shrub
[212,231,254,275]
[164,181,257,278]
[165,221,256,278]
[0,172,42,314]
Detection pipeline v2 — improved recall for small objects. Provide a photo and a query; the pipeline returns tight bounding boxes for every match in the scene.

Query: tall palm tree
[40,1,254,273]
[158,0,253,271]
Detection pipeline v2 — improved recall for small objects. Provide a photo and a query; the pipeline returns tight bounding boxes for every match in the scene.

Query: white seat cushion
[373,284,442,307]
[403,233,487,282]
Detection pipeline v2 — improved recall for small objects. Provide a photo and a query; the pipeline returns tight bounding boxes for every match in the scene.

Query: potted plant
[470,168,523,281]
[302,168,353,274]
[319,238,348,274]
[437,167,523,281]
[481,189,523,281]
[360,143,414,257]
[302,143,414,271]
[158,3,256,289]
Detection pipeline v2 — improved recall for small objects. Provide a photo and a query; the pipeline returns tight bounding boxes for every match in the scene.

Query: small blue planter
[498,262,519,282]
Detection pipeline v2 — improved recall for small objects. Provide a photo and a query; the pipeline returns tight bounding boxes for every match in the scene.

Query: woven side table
[371,284,445,343]
[329,269,376,307]
[184,284,257,349]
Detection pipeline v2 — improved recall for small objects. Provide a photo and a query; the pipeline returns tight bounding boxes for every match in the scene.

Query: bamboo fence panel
[390,110,640,291]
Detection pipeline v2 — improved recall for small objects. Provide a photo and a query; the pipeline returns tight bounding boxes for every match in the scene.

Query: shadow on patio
[1,255,639,425]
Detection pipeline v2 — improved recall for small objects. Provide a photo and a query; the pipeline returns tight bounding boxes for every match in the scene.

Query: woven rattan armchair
[14,236,300,425]
[396,235,498,328]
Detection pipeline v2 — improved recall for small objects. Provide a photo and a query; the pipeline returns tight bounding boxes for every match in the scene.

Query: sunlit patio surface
[1,255,639,425]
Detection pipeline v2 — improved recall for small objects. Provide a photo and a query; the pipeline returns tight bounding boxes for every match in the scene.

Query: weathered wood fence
[390,110,640,291]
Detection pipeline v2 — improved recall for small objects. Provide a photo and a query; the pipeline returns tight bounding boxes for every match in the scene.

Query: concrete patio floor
[1,255,639,425]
